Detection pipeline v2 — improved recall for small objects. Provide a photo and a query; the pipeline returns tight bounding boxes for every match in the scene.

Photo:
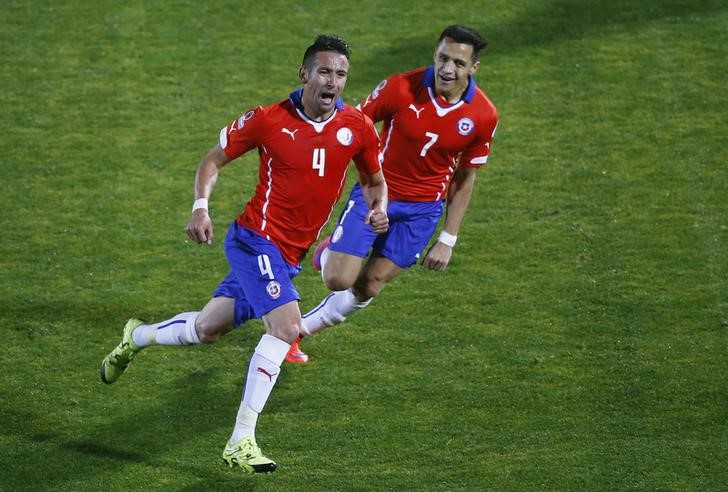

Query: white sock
[230,402,259,443]
[229,334,290,442]
[131,312,200,348]
[301,289,371,335]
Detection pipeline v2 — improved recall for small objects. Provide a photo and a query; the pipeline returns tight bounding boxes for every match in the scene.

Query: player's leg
[311,184,375,290]
[195,296,236,342]
[289,246,365,363]
[224,301,299,474]
[300,255,402,337]
[320,249,365,291]
[99,297,235,384]
[241,301,300,418]
[288,242,367,363]
[298,198,443,339]
[131,296,235,347]
[297,184,377,341]
[352,254,403,300]
[222,223,300,474]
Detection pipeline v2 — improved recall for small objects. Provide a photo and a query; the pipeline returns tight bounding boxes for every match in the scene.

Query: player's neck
[302,108,335,122]
[436,89,465,105]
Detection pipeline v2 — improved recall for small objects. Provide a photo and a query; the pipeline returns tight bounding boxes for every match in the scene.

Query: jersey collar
[423,65,476,103]
[289,88,344,133]
[289,88,345,112]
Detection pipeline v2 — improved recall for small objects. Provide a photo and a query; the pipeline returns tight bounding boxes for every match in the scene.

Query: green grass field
[1,0,726,490]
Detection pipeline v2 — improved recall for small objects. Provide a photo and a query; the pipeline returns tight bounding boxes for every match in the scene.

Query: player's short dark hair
[302,34,351,68]
[438,24,488,61]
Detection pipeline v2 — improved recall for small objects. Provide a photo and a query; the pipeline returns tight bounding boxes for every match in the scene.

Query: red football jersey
[220,90,381,265]
[357,66,498,202]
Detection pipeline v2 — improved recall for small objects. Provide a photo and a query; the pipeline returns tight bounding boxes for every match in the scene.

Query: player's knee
[322,269,356,292]
[267,321,301,344]
[195,319,226,343]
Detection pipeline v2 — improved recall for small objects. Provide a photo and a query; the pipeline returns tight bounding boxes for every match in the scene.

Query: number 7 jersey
[220,89,381,266]
[357,66,498,202]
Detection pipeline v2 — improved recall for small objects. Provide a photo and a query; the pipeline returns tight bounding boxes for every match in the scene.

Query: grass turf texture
[1,0,726,490]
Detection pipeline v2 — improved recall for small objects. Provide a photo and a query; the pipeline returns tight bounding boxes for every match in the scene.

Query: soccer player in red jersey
[99,35,388,474]
[288,25,498,360]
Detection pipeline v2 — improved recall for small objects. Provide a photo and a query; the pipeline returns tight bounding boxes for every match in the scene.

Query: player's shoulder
[233,101,276,122]
[336,104,377,144]
[400,66,428,81]
[469,86,498,127]
[391,67,427,92]
[247,98,296,128]
[263,98,294,118]
[372,67,424,93]
[339,103,370,126]
[473,86,497,115]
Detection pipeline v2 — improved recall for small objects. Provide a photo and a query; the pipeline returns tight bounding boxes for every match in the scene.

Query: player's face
[299,51,350,121]
[433,37,479,103]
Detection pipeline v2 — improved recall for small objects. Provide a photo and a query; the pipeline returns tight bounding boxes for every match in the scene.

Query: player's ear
[470,60,480,74]
[299,66,308,84]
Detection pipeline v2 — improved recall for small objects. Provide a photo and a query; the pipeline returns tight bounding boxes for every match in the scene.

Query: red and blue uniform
[215,89,381,323]
[328,66,498,268]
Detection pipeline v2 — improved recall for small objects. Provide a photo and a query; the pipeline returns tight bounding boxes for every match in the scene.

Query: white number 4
[312,148,326,177]
[257,254,274,279]
[420,132,438,157]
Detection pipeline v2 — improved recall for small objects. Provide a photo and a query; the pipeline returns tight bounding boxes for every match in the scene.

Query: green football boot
[100,318,143,384]
[222,436,277,474]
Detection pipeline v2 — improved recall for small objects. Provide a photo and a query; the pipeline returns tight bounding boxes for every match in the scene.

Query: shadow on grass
[354,0,725,80]
[64,441,146,462]
[2,364,269,490]
[486,0,724,54]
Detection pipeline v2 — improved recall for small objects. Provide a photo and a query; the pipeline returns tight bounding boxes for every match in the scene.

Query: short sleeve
[460,117,498,168]
[219,106,265,159]
[356,74,401,124]
[352,114,382,176]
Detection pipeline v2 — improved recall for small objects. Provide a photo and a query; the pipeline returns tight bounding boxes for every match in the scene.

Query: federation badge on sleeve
[371,79,387,100]
[236,110,255,130]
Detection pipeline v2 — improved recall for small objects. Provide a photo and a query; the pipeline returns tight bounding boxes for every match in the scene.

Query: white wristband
[438,230,457,247]
[192,198,208,212]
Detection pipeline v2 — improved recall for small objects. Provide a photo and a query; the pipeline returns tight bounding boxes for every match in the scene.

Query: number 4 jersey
[357,66,498,202]
[220,89,381,266]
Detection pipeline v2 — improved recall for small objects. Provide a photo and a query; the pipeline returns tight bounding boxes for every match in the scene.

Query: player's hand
[422,241,452,272]
[185,210,214,245]
[365,208,389,234]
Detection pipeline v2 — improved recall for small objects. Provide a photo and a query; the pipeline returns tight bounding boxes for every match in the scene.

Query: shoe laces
[110,342,136,365]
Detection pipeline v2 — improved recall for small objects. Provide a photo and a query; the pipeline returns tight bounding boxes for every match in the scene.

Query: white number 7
[420,132,438,157]
[312,148,326,177]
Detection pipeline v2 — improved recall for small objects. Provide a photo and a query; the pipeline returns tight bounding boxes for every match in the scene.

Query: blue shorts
[213,222,301,327]
[328,183,444,268]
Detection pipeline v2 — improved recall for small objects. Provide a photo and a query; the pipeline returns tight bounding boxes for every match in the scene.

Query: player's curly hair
[302,34,351,68]
[438,25,488,60]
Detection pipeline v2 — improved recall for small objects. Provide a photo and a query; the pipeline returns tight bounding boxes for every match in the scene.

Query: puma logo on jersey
[408,104,424,118]
[281,128,299,140]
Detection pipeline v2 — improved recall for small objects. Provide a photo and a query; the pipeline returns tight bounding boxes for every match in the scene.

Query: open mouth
[438,74,456,84]
[320,91,336,105]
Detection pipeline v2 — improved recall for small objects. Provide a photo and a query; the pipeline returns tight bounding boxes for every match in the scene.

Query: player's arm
[353,112,389,233]
[356,75,399,124]
[358,169,389,234]
[422,165,478,271]
[185,144,232,245]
